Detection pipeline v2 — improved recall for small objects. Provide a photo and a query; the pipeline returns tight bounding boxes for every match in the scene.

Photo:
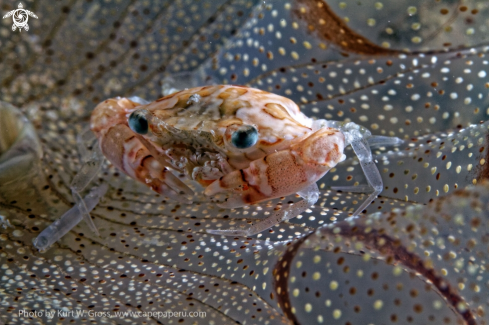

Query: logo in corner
[2,3,38,32]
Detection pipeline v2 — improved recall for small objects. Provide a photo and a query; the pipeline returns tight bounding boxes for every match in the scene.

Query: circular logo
[2,3,38,32]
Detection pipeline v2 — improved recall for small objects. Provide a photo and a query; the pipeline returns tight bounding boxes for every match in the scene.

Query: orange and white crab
[34,85,400,249]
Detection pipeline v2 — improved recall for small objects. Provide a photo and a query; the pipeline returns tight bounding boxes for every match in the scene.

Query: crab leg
[207,183,319,236]
[349,137,383,216]
[330,125,401,210]
[331,134,401,194]
[316,120,402,148]
[320,122,396,215]
[367,135,403,147]
[330,185,373,193]
[70,127,104,235]
[334,134,384,216]
[33,184,108,251]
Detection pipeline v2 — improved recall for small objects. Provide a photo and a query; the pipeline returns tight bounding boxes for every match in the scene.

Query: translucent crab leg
[70,127,104,235]
[346,137,383,216]
[330,185,373,193]
[33,184,108,251]
[367,135,403,148]
[332,135,401,193]
[315,120,402,149]
[207,183,320,237]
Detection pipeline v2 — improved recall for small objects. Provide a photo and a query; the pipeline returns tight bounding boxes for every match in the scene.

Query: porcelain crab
[34,85,401,249]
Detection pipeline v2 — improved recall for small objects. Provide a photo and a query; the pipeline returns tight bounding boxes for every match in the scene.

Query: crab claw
[100,124,194,203]
[142,156,194,201]
[204,127,346,208]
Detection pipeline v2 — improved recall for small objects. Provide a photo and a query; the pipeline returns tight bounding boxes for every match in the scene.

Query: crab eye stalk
[231,125,258,149]
[128,109,149,135]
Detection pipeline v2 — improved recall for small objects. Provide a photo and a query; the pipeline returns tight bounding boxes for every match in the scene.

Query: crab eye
[231,125,258,149]
[128,110,149,135]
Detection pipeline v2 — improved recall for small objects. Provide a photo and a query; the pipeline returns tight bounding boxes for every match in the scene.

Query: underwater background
[0,0,488,324]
